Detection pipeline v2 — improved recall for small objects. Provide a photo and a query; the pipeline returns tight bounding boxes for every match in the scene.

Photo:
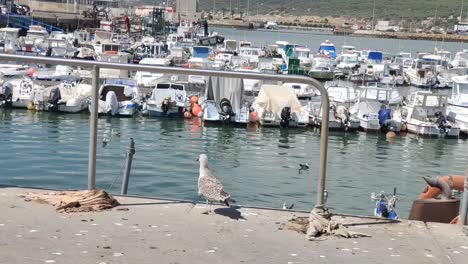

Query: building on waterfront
[175,0,199,21]
[374,20,400,32]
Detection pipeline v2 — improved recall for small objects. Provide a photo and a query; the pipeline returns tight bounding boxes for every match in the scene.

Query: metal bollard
[459,175,468,225]
[121,138,136,195]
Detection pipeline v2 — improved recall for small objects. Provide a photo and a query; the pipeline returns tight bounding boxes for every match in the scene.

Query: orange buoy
[249,111,258,123]
[26,67,36,77]
[184,111,192,119]
[192,103,202,117]
[386,131,396,140]
[191,96,199,105]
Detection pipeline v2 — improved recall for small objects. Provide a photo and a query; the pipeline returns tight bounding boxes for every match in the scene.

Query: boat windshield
[424,95,441,107]
[242,49,259,56]
[296,51,309,58]
[342,56,358,63]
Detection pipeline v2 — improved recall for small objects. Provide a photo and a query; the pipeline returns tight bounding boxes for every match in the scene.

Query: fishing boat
[309,82,360,131]
[5,76,44,109]
[405,54,449,88]
[349,86,402,132]
[251,84,310,128]
[394,91,459,137]
[349,51,384,83]
[447,75,468,134]
[90,78,140,116]
[145,82,187,117]
[293,47,312,72]
[201,77,250,125]
[308,56,335,80]
[381,63,405,86]
[318,40,336,60]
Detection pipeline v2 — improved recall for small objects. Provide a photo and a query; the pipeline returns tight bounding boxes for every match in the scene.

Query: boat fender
[184,111,192,119]
[249,111,258,123]
[192,103,202,117]
[418,175,465,200]
[190,96,199,105]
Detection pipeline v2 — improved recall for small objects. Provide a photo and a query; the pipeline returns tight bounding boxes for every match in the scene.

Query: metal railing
[0,53,331,214]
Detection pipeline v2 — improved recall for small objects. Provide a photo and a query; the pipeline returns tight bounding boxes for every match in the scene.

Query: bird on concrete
[197,154,231,214]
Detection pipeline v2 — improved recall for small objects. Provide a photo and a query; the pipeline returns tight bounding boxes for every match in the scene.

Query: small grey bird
[298,163,310,174]
[282,202,294,210]
[197,154,231,214]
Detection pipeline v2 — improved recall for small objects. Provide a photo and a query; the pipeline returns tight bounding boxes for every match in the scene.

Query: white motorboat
[405,54,450,88]
[447,75,468,134]
[336,53,359,76]
[33,77,92,112]
[264,21,278,30]
[309,82,360,131]
[308,56,335,80]
[201,77,250,125]
[293,47,312,71]
[90,78,140,116]
[381,63,405,86]
[394,91,459,137]
[450,50,468,69]
[282,83,317,100]
[135,57,170,87]
[349,86,402,132]
[145,82,187,117]
[252,84,310,128]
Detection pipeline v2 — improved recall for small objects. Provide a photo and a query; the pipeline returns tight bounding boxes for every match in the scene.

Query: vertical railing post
[312,79,330,216]
[88,66,99,190]
[121,138,136,195]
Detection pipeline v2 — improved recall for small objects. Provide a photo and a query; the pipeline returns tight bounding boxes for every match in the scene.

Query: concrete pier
[0,187,467,263]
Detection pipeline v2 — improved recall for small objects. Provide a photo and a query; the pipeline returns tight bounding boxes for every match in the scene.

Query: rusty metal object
[409,199,460,223]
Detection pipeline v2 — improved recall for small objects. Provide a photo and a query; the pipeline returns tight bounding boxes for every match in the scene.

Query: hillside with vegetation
[198,0,462,21]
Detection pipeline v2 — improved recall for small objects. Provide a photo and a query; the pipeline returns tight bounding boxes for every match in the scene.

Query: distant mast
[371,0,376,31]
[461,0,465,21]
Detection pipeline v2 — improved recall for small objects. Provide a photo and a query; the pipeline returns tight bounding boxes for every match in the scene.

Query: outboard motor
[0,84,13,107]
[219,98,234,122]
[47,87,61,112]
[280,107,292,128]
[332,104,351,131]
[105,91,119,116]
[427,74,440,90]
[435,111,451,134]
[378,105,392,132]
[161,97,172,114]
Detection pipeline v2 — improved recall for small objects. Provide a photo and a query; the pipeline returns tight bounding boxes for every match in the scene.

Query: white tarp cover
[206,76,244,114]
[254,84,302,114]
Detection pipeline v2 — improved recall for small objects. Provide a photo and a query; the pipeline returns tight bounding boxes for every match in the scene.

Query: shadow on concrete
[118,201,195,207]
[214,206,246,220]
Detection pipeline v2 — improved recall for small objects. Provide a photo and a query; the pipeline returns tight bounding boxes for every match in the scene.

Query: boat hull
[309,71,334,80]
[406,122,460,137]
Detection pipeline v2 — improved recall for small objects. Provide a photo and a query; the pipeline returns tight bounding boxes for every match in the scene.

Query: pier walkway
[0,187,467,264]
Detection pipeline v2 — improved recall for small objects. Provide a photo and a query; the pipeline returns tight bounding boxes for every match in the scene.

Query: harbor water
[1,108,467,218]
[1,30,468,218]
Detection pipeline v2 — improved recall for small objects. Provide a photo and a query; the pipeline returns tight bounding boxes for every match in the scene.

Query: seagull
[102,137,109,147]
[282,202,294,210]
[298,163,310,174]
[197,154,231,214]
[111,129,121,138]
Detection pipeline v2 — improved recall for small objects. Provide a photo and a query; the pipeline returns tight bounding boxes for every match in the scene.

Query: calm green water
[1,109,467,217]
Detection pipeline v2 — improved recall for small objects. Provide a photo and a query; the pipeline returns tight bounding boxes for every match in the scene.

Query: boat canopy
[422,54,442,61]
[206,77,244,114]
[368,51,383,62]
[254,84,302,115]
[193,46,210,59]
